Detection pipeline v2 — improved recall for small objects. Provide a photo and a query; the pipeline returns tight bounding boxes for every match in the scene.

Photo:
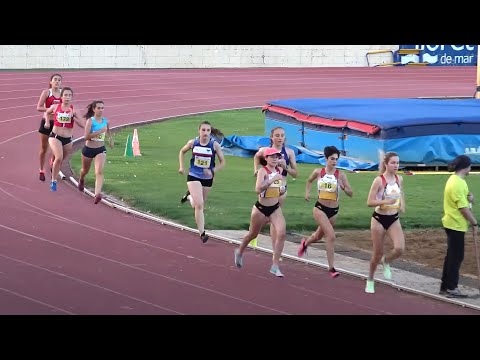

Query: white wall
[0,45,398,69]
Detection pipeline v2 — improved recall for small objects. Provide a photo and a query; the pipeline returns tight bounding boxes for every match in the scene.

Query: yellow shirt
[442,174,470,232]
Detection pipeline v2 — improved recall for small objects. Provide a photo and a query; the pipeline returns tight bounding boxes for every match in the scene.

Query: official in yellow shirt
[440,155,477,298]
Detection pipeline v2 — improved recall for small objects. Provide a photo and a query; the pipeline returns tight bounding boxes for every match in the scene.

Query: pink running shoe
[329,267,339,278]
[297,238,308,257]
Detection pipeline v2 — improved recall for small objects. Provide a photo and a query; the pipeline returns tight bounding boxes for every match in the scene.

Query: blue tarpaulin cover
[221,135,378,171]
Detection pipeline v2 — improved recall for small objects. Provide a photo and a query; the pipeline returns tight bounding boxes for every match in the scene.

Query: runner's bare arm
[178,139,194,174]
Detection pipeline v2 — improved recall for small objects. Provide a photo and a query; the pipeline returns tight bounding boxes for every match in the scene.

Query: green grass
[71,109,480,233]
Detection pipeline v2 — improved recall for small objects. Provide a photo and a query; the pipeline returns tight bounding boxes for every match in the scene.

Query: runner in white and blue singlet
[178,121,226,243]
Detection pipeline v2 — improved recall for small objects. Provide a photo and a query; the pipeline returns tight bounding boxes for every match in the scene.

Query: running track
[0,67,478,315]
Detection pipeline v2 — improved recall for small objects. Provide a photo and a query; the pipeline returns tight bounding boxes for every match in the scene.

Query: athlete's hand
[178,168,184,175]
[270,174,283,183]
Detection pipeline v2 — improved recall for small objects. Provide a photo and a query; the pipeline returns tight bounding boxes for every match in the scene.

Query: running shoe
[200,231,209,243]
[329,267,339,278]
[365,279,375,294]
[382,256,392,280]
[270,265,284,277]
[180,190,190,204]
[94,194,102,204]
[297,238,308,257]
[78,178,85,192]
[234,249,243,268]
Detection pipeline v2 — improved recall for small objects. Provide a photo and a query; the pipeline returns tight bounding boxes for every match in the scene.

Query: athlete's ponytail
[83,100,104,119]
[211,126,224,142]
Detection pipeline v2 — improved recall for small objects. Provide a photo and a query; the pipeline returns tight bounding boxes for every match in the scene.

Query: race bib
[265,173,282,198]
[92,132,106,141]
[380,184,401,209]
[57,112,71,124]
[194,155,211,169]
[318,175,338,200]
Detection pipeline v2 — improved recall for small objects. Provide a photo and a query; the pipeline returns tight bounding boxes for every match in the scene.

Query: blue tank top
[189,138,216,179]
[89,117,108,142]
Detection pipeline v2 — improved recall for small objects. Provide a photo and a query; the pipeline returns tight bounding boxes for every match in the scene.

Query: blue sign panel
[399,45,477,66]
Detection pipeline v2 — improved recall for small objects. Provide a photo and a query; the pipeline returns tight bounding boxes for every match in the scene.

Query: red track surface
[1,67,478,315]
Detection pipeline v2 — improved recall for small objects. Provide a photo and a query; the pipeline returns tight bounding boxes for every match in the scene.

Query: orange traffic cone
[132,128,142,156]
